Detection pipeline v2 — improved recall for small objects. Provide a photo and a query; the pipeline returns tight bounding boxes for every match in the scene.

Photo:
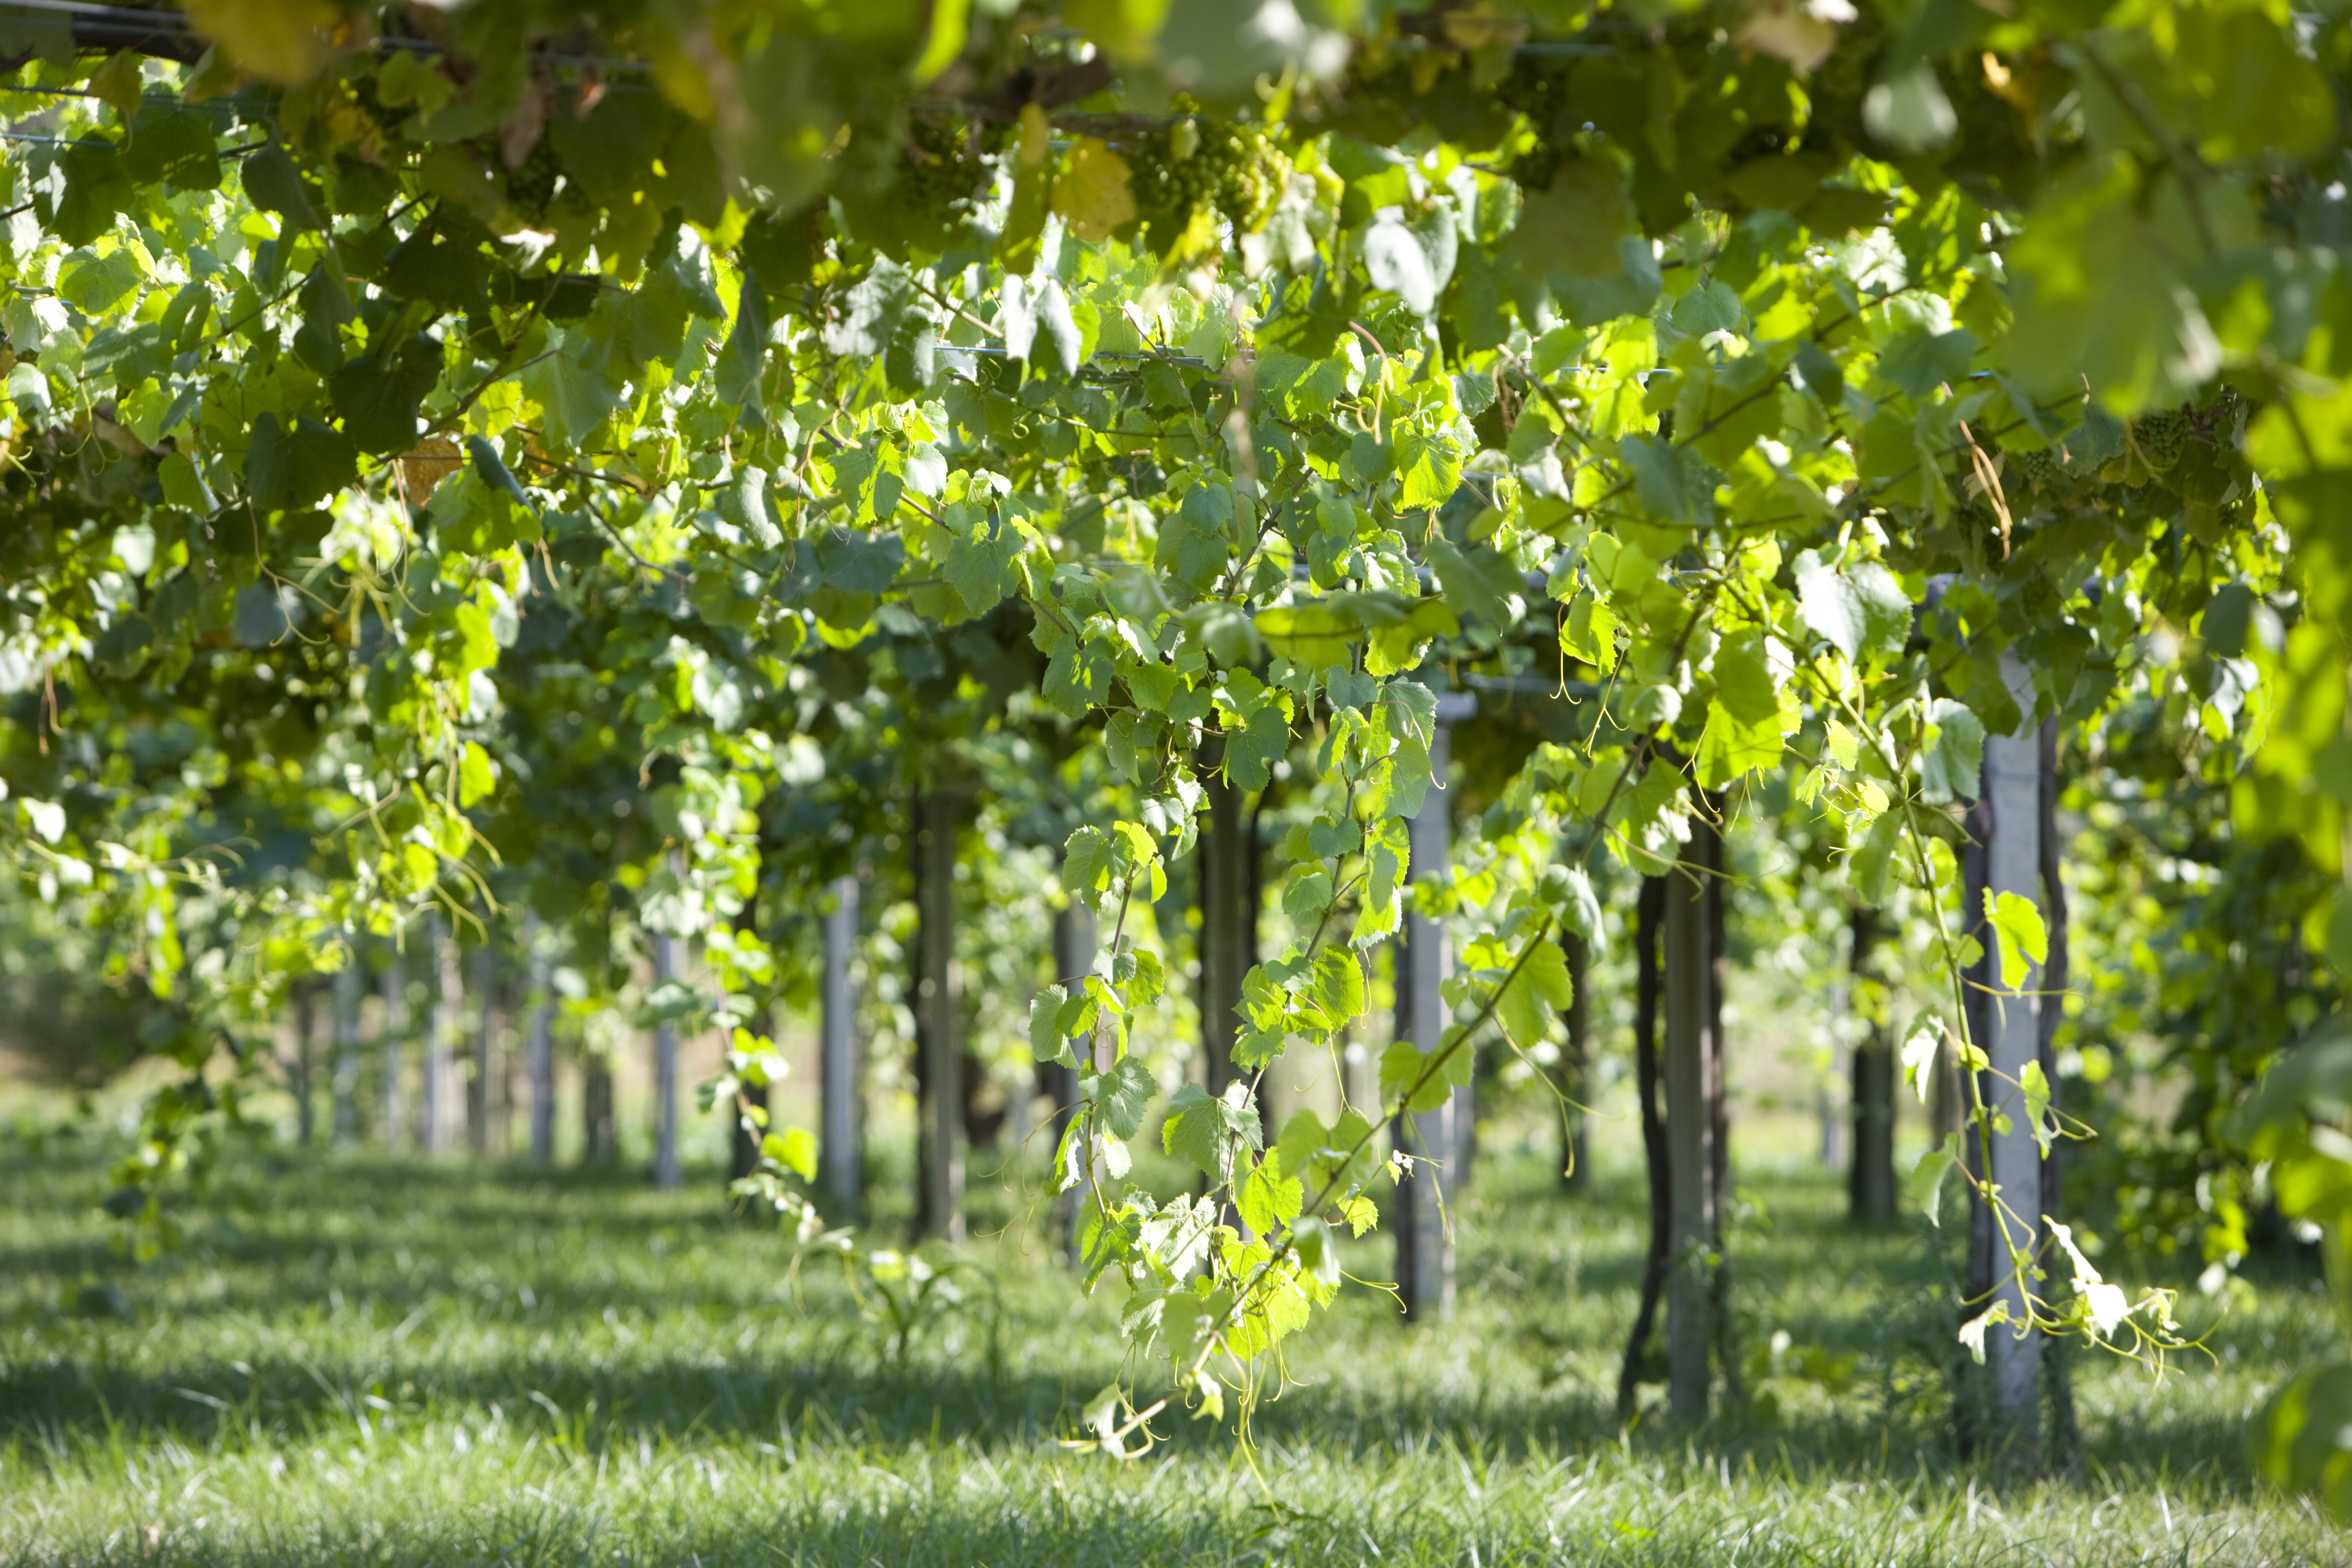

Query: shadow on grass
[0,1142,2289,1503]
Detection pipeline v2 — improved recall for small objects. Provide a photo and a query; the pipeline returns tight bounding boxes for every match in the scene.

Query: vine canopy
[0,0,2348,1502]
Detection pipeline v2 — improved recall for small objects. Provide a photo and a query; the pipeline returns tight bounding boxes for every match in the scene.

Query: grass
[0,1122,2341,1567]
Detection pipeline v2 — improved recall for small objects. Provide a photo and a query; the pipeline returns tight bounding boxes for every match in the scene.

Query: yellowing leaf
[1734,0,1841,77]
[909,0,970,83]
[182,0,343,84]
[1053,138,1137,242]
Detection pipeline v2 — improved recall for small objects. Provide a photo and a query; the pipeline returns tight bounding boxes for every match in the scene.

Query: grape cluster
[898,118,988,215]
[504,137,564,220]
[2129,407,2190,471]
[1126,105,1290,235]
[2013,446,2065,491]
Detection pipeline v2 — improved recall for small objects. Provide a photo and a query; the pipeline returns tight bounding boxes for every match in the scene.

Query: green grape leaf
[1394,426,1464,509]
[1282,870,1334,927]
[457,742,496,807]
[521,342,623,450]
[1876,328,1977,403]
[1090,1055,1157,1143]
[240,140,323,230]
[1851,811,1903,907]
[1155,482,1233,598]
[1901,1018,1944,1103]
[1272,1110,1329,1194]
[1217,678,1292,793]
[1424,536,1525,628]
[1236,1150,1305,1235]
[331,334,441,454]
[1380,1035,1468,1115]
[1560,591,1619,667]
[1794,549,1911,664]
[1162,1080,1261,1183]
[1984,889,2048,990]
[944,514,1022,616]
[714,266,769,412]
[1305,946,1366,1031]
[766,1126,818,1182]
[1496,938,1575,1051]
[246,413,356,513]
[1920,698,1985,802]
[1908,1132,1962,1227]
[122,102,222,190]
[57,249,144,317]
[1079,1197,1142,1290]
[1029,983,1073,1065]
[2005,153,2220,416]
[2020,1060,2054,1157]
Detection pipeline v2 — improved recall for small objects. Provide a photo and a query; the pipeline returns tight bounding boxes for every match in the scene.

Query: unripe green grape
[503,139,563,219]
[2130,408,2189,472]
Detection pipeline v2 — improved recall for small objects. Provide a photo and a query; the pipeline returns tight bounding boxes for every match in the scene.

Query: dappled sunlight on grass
[0,1135,2335,1566]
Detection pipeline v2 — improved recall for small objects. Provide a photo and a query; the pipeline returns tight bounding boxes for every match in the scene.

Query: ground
[0,1125,2339,1567]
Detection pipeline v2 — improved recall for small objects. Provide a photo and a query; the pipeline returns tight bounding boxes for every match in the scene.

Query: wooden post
[651,927,681,1190]
[1704,818,1743,1409]
[1560,930,1589,1190]
[582,1051,617,1164]
[1617,876,1667,1418]
[1663,842,1715,1421]
[332,961,362,1147]
[525,915,556,1165]
[1394,689,1474,1321]
[819,873,863,1215]
[1199,771,1250,1098]
[1849,907,1897,1223]
[913,793,964,1241]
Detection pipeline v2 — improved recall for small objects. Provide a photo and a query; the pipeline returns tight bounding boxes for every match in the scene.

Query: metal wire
[0,0,655,73]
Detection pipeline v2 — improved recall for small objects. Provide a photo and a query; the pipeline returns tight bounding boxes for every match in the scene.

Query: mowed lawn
[0,1130,2338,1567]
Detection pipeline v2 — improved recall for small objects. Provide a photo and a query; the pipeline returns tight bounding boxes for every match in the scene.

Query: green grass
[0,1127,2340,1567]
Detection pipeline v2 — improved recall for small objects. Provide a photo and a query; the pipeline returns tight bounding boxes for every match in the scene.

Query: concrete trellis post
[819,873,863,1215]
[425,914,463,1156]
[525,915,556,1165]
[332,962,362,1147]
[1978,652,2047,1456]
[470,937,498,1156]
[380,947,407,1147]
[1560,930,1589,1190]
[651,928,680,1190]
[1050,896,1102,1246]
[1394,687,1475,1322]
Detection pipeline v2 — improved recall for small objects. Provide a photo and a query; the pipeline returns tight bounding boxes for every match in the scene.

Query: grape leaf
[1793,549,1912,664]
[1984,888,2048,990]
[1090,1055,1157,1143]
[1496,938,1575,1051]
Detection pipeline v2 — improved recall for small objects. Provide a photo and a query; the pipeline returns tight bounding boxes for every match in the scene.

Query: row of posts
[277,667,2054,1453]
